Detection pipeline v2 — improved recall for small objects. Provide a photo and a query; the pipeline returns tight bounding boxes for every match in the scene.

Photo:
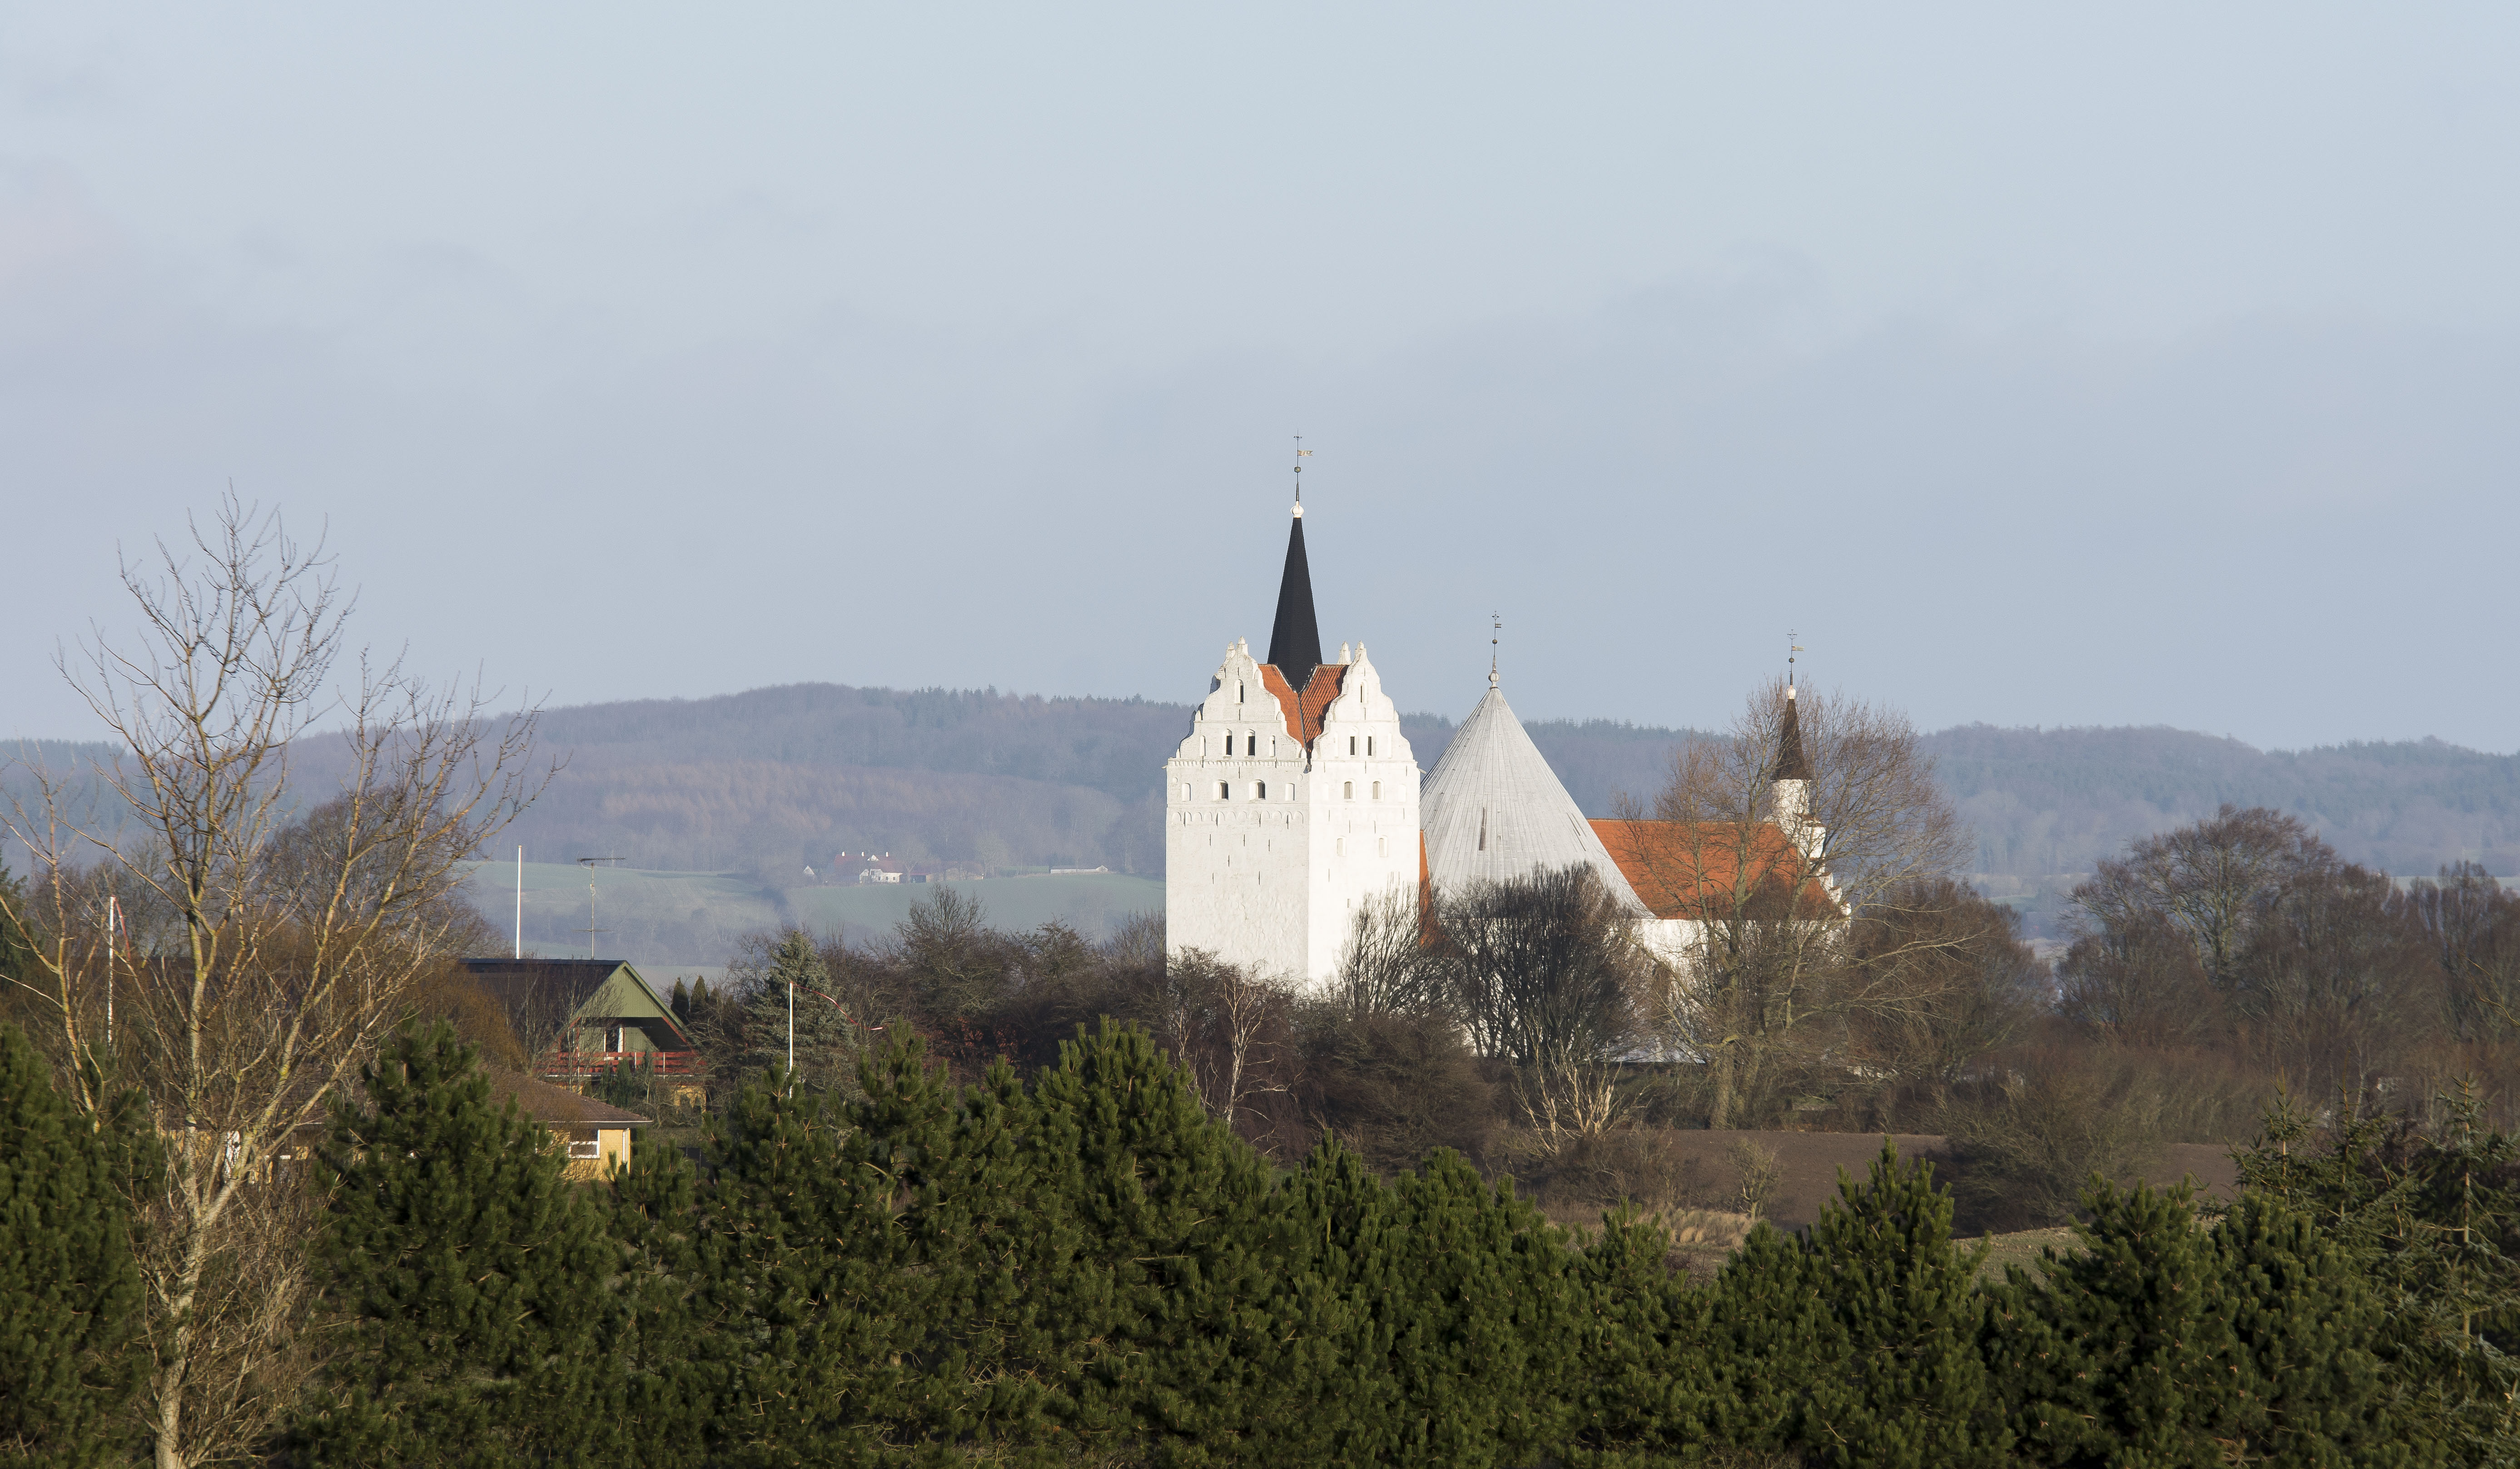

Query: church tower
[1163,497,1421,987]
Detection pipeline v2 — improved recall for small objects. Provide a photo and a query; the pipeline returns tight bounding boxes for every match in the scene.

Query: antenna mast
[576,855,624,958]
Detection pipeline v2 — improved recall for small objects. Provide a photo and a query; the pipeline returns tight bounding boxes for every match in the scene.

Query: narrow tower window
[1372,781,1382,800]
[1245,734,1256,756]
[1255,781,1267,800]
[1348,735,1357,755]
[1342,780,1353,799]
[1367,736,1376,756]
[1216,781,1228,799]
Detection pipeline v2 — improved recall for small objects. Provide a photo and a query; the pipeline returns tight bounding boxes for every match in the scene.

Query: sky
[5,5,2517,752]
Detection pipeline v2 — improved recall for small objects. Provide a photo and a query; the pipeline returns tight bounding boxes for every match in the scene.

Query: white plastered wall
[1163,640,1421,989]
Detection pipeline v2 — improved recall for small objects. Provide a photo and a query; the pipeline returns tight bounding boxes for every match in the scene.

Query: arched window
[1367,736,1376,756]
[1372,781,1382,800]
[1343,780,1353,799]
[1378,836,1387,857]
[1215,781,1229,799]
[1254,780,1267,800]
[1245,734,1257,756]
[1348,735,1357,755]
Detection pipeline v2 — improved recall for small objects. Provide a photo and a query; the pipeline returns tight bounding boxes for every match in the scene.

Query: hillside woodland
[14,683,2518,898]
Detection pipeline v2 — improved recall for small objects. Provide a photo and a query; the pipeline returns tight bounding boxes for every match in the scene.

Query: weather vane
[1788,630,1805,690]
[1490,611,1502,686]
[1292,434,1312,507]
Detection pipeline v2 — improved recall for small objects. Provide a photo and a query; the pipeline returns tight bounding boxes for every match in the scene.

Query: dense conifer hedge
[2,1016,2507,1464]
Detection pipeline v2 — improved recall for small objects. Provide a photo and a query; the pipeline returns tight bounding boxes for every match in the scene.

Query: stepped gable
[1258,661,1349,750]
[1421,684,1646,908]
[1590,819,1835,920]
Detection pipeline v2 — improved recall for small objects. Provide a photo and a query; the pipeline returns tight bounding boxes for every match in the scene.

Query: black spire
[1266,507,1322,690]
[1775,689,1813,781]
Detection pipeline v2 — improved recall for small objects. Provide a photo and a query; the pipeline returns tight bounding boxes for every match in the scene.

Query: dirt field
[1651,1131,2240,1232]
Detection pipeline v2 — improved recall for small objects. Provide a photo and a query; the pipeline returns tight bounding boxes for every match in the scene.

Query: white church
[1164,494,1830,987]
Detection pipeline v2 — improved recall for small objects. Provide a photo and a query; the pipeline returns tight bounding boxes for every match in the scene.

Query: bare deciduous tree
[1619,680,1968,1128]
[1331,881,1451,1021]
[0,496,542,1469]
[1155,948,1291,1131]
[1438,863,1647,1069]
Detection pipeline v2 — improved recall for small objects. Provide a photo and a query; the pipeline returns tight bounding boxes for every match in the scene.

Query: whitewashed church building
[1164,496,1831,988]
[1163,499,1422,982]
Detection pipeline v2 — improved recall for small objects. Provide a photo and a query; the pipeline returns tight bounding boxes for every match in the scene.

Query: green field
[462,861,1162,966]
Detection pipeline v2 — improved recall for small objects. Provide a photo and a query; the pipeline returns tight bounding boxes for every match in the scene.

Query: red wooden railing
[541,1049,704,1080]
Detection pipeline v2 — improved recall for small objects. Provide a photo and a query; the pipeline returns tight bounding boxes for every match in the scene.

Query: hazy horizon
[8,8,2516,752]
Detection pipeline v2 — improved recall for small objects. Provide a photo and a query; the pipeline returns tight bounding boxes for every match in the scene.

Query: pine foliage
[0,1020,155,1468]
[302,1023,622,1467]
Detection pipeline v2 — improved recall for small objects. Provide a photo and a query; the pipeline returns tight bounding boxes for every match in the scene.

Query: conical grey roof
[1421,685,1646,909]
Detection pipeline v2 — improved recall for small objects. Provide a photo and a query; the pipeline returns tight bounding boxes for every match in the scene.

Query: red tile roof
[1258,662,1348,751]
[1590,819,1839,920]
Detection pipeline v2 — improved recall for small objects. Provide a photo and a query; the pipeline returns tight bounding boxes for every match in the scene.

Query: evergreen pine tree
[1562,1206,1718,1468]
[1376,1150,1584,1468]
[688,1062,924,1464]
[1716,1141,2006,1469]
[1988,1179,2246,1467]
[736,929,857,1095]
[0,1020,155,1468]
[601,1133,708,1468]
[1018,1019,1280,1455]
[301,1023,622,1468]
[1991,1178,2433,1469]
[1239,1135,1408,1464]
[2235,1090,2520,1461]
[2214,1191,2436,1468]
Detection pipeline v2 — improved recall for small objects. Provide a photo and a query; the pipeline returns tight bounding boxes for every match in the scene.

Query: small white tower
[1162,491,1421,987]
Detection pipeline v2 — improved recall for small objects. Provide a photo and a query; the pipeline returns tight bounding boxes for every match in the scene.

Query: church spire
[1775,686,1812,780]
[1267,442,1322,688]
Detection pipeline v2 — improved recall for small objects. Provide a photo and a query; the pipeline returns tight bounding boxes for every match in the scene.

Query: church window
[1342,780,1353,800]
[1336,838,1344,855]
[1378,837,1387,857]
[1255,781,1267,799]
[1372,781,1382,800]
[1216,781,1229,799]
[1245,734,1257,756]
[1348,735,1357,755]
[1367,736,1376,756]
[1238,682,1245,704]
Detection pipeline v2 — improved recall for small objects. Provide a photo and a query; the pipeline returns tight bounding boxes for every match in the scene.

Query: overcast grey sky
[5,6,2516,751]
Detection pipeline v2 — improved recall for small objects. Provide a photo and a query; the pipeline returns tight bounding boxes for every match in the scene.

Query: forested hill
[11,683,2517,883]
